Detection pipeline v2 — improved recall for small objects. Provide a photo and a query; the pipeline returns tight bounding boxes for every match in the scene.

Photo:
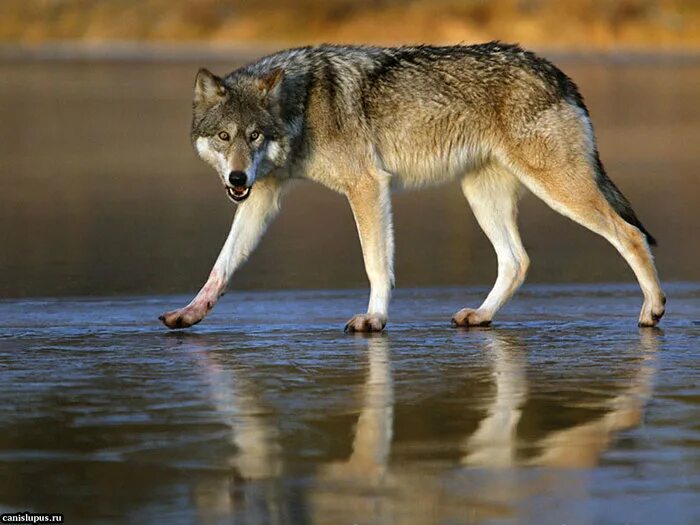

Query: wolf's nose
[228,171,247,187]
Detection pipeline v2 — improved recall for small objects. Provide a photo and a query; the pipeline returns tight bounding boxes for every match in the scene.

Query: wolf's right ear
[194,68,227,107]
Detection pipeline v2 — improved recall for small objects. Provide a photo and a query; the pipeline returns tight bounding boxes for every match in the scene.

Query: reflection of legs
[313,336,393,524]
[321,335,393,478]
[453,163,529,327]
[462,331,527,467]
[190,343,283,521]
[194,349,281,479]
[533,329,660,467]
[349,336,393,471]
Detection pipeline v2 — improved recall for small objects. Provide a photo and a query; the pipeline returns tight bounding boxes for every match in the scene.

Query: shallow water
[1,283,699,524]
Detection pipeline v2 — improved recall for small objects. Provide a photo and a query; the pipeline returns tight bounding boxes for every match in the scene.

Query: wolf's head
[191,68,290,203]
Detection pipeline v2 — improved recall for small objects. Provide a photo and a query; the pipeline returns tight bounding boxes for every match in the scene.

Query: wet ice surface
[1,283,699,525]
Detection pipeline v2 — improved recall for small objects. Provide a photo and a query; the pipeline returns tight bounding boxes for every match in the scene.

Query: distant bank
[2,41,700,64]
[2,0,699,52]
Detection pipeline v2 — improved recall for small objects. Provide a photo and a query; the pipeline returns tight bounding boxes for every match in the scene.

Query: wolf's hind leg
[453,163,530,327]
[345,172,394,333]
[508,151,665,326]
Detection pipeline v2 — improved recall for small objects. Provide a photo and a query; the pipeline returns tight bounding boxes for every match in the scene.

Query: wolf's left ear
[255,68,285,100]
[194,68,227,107]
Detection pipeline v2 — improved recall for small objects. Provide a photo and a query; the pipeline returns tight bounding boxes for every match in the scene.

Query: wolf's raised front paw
[159,306,205,329]
[344,314,387,333]
[451,308,492,327]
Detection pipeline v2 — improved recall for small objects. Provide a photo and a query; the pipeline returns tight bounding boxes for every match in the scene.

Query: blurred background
[1,0,699,298]
[2,0,699,49]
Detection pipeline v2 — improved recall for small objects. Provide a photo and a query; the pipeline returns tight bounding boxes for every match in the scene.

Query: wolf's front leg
[160,178,289,329]
[344,174,394,333]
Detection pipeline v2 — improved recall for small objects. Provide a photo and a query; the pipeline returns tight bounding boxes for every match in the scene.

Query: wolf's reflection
[187,328,660,523]
[461,331,528,467]
[188,346,284,523]
[310,335,396,522]
[321,335,393,480]
[461,329,659,469]
[531,331,658,468]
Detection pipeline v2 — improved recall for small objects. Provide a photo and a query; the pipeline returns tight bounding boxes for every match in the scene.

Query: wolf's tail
[593,152,657,246]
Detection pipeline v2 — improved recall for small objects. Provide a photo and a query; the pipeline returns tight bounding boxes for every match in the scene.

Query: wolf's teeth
[225,185,251,202]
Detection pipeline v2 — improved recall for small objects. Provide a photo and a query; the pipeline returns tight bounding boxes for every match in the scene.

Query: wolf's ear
[255,68,284,100]
[194,68,226,107]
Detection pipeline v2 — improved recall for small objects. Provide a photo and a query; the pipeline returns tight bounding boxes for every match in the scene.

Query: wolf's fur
[159,42,666,331]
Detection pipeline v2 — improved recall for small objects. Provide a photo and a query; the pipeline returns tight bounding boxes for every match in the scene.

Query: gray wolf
[159,42,665,332]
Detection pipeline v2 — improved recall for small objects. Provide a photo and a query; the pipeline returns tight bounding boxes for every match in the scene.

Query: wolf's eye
[249,131,262,142]
[217,131,230,141]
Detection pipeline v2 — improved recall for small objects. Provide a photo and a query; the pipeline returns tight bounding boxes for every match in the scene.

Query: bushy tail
[593,152,657,246]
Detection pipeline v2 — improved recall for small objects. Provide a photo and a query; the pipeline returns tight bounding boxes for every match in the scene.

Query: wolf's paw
[638,295,666,327]
[451,308,492,328]
[159,306,206,329]
[344,314,387,333]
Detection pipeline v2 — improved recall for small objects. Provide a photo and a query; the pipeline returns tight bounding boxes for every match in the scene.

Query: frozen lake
[1,284,699,524]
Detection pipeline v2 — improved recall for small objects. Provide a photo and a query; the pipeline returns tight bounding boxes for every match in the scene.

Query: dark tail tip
[645,230,657,247]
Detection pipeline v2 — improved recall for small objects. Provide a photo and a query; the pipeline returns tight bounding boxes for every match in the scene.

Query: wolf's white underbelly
[378,145,487,190]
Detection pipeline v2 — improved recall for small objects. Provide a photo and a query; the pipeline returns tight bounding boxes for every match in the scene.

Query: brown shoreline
[2,41,700,64]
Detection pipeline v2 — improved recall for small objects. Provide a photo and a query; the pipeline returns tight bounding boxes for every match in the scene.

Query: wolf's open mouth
[226,185,251,203]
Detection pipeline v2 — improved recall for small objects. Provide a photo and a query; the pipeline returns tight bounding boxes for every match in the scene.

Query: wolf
[159,42,665,332]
